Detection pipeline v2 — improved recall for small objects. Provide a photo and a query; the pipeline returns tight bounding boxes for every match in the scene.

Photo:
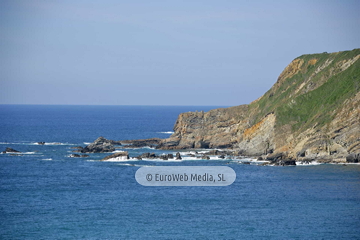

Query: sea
[0,105,359,239]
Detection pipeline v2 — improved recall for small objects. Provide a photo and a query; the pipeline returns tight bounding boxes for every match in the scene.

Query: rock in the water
[121,138,161,148]
[102,151,129,161]
[81,137,116,153]
[136,152,159,159]
[2,147,20,154]
[175,152,182,160]
[275,159,296,166]
[37,142,45,145]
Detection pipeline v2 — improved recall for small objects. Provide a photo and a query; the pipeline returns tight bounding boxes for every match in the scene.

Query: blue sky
[1,0,359,106]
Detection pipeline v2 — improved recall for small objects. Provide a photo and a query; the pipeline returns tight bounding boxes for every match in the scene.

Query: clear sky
[1,0,359,106]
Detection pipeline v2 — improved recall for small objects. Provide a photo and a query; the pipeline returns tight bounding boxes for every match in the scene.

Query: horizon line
[0,103,235,107]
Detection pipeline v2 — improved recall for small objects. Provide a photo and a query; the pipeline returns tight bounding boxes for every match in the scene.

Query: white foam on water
[102,156,131,162]
[32,142,76,146]
[158,131,174,134]
[138,156,228,162]
[116,163,149,167]
[42,158,52,161]
[116,146,156,150]
[140,158,183,162]
[1,151,38,155]
[142,146,156,150]
[295,161,323,166]
[83,142,91,145]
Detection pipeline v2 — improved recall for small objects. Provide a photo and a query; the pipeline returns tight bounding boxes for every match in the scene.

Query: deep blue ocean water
[1,105,360,239]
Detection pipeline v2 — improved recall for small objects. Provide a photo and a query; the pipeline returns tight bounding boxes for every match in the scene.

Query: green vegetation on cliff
[250,49,360,132]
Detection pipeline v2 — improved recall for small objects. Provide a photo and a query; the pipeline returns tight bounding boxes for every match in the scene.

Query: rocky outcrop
[158,49,360,161]
[157,105,250,150]
[120,138,161,148]
[81,137,120,153]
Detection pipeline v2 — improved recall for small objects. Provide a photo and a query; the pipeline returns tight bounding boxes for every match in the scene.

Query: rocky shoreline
[79,137,359,165]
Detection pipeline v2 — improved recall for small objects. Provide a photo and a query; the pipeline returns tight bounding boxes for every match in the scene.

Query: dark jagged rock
[137,152,158,159]
[121,138,161,148]
[160,155,168,160]
[102,151,129,161]
[297,150,306,158]
[274,159,296,166]
[346,153,359,163]
[2,147,20,154]
[167,154,174,159]
[69,154,81,158]
[266,152,284,161]
[298,159,313,164]
[37,142,45,145]
[81,137,117,153]
[175,152,182,160]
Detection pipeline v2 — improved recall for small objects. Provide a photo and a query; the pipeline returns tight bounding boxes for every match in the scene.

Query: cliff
[158,49,360,160]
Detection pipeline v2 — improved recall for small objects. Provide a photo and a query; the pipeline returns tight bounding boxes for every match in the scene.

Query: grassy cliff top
[249,48,360,131]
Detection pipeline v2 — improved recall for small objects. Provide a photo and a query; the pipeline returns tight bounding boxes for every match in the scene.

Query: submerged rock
[2,147,20,154]
[69,154,89,158]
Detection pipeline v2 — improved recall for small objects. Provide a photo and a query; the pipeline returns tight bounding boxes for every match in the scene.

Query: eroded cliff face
[158,49,360,160]
[158,105,250,149]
